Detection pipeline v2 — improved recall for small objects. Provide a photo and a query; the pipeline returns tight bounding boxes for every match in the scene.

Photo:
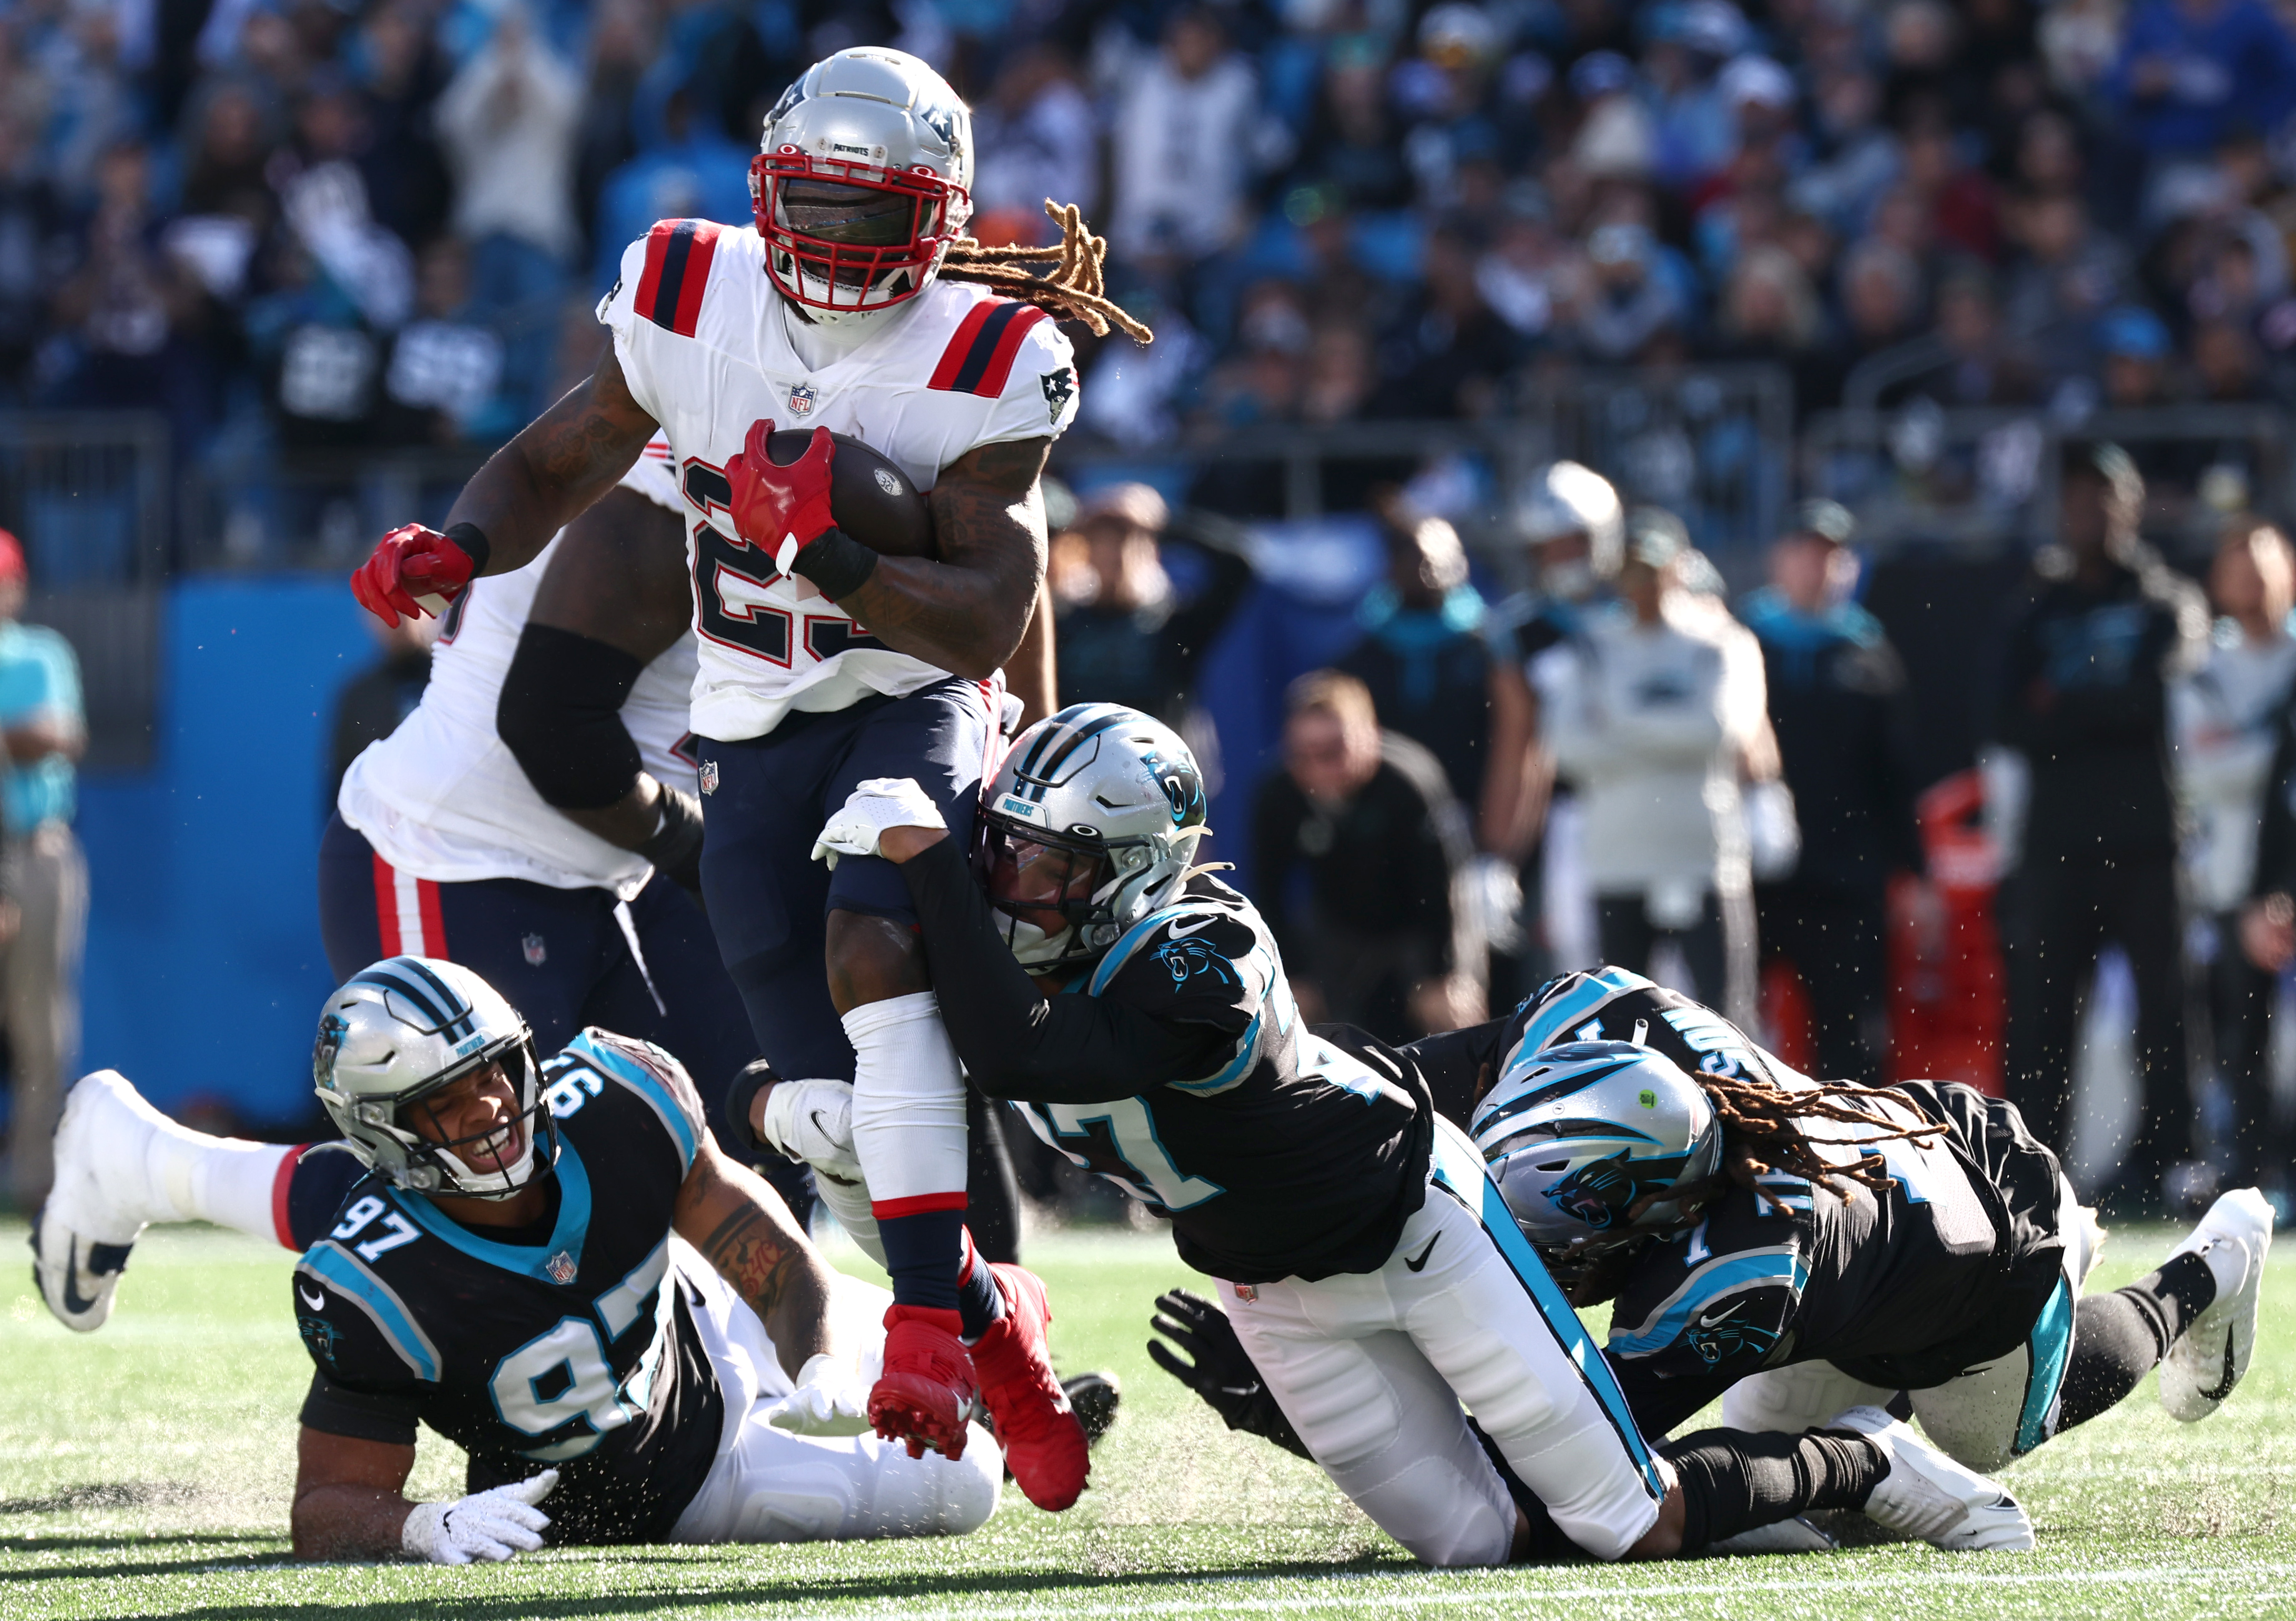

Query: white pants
[667,1244,1003,1543]
[1722,1174,2099,1473]
[1223,1119,1666,1567]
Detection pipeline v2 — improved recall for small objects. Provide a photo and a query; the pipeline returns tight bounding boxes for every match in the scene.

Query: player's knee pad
[844,992,967,1201]
[1240,1332,1398,1467]
[865,1422,1003,1538]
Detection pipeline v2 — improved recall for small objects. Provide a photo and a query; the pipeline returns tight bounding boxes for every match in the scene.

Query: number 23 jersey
[291,1030,723,1544]
[597,220,1080,742]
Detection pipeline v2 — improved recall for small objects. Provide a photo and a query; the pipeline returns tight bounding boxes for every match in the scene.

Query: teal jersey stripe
[1607,1250,1808,1357]
[1427,1117,1665,1503]
[571,1033,699,1171]
[393,1139,594,1282]
[300,1243,443,1382]
[2016,1276,2075,1455]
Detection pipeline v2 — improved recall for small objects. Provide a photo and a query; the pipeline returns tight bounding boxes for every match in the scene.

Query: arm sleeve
[900,839,1240,1103]
[498,624,645,809]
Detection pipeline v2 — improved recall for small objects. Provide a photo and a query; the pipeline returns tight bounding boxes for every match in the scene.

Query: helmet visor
[776,177,920,248]
[977,819,1109,936]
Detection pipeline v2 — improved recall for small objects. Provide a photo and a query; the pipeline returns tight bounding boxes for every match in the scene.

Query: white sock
[844,990,969,1213]
[94,1077,294,1242]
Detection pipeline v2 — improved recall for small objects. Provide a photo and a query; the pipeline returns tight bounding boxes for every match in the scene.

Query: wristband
[725,1059,783,1155]
[787,527,878,601]
[444,521,492,576]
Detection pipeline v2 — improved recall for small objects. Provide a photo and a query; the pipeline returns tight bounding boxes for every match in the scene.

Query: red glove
[725,420,837,576]
[351,524,481,627]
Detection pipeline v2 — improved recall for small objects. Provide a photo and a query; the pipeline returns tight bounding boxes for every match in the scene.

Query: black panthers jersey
[976,872,1433,1285]
[1409,968,2069,1436]
[292,1029,723,1544]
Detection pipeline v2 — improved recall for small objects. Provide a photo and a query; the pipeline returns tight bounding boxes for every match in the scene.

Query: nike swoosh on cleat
[2201,1329,2240,1403]
[58,1243,106,1318]
[1404,1235,1440,1272]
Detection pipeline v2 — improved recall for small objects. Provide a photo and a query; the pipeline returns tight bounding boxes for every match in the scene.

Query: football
[765,429,937,560]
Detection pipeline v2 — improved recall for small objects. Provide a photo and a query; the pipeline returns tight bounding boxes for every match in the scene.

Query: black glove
[1147,1289,1310,1459]
[641,781,707,909]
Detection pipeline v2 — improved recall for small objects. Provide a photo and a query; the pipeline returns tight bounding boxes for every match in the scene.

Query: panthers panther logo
[1140,748,1206,828]
[1152,937,1234,987]
[1542,1148,1693,1230]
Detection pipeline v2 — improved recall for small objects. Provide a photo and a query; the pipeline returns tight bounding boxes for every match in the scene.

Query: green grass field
[3,1217,2293,1620]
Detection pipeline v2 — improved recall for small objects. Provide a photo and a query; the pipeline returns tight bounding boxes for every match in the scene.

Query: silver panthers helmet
[1513,461,1624,598]
[311,957,550,1200]
[976,704,1209,970]
[751,47,973,324]
[1471,1040,1721,1262]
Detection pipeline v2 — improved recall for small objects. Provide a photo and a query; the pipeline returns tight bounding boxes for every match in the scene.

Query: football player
[289,955,999,1560]
[1159,967,2271,1495]
[740,706,2035,1567]
[343,45,1139,1507]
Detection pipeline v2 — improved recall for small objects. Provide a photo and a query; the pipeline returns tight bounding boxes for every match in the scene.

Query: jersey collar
[392,1138,594,1283]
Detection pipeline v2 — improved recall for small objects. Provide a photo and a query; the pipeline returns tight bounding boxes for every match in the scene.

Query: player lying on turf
[728,704,2034,1565]
[345,44,1137,1509]
[120,955,999,1561]
[1149,968,2271,1505]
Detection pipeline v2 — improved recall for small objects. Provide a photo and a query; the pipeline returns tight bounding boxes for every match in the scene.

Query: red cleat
[870,1304,977,1461]
[971,1264,1090,1511]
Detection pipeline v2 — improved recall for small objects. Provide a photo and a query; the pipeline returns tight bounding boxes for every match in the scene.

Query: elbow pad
[498,624,645,809]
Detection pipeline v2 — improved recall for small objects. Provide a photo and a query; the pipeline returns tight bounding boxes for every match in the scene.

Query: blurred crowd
[12,0,2296,493]
[1048,446,2296,1220]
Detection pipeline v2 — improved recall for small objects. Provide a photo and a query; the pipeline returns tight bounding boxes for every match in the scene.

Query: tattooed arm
[671,1131,839,1380]
[446,347,662,577]
[836,435,1051,681]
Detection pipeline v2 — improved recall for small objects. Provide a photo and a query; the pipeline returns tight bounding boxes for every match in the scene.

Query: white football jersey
[598,219,1079,741]
[337,436,698,898]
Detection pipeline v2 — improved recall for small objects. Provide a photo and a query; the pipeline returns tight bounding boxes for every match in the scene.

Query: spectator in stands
[590,80,753,296]
[1253,670,1484,1044]
[434,7,580,418]
[0,112,64,400]
[2002,189,2131,370]
[1051,482,1251,729]
[2177,520,2296,1197]
[0,530,85,1208]
[969,43,1097,246]
[1568,221,1692,362]
[1541,510,1765,1027]
[1741,499,1926,1085]
[1109,8,1267,282]
[1378,223,1518,418]
[1996,441,2209,1209]
[2111,0,2296,163]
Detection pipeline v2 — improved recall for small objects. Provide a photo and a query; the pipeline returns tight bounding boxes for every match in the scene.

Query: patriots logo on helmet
[788,382,816,416]
[1542,1148,1693,1230]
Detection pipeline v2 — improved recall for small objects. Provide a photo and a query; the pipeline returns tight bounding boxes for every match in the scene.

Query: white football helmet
[751,47,973,324]
[311,957,549,1199]
[976,704,1209,970]
[1513,461,1624,597]
[1471,1040,1721,1265]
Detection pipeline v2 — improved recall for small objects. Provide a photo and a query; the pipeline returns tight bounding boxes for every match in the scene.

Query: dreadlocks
[1652,1069,1947,1223]
[941,200,1154,343]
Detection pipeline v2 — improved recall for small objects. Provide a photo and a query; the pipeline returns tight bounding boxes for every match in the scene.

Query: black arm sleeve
[498,622,646,810]
[1397,1015,1515,1128]
[901,839,1236,1104]
[299,1369,421,1446]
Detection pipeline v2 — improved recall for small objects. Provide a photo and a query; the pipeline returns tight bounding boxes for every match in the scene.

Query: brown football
[765,429,937,560]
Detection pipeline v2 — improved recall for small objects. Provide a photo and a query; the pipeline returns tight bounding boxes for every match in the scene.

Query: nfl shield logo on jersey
[788,382,816,416]
[547,1250,577,1285]
[700,760,720,795]
[522,933,547,967]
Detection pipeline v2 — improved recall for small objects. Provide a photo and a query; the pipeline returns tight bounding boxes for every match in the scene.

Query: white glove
[763,1351,874,1436]
[400,1471,556,1565]
[811,777,946,869]
[759,1077,863,1183]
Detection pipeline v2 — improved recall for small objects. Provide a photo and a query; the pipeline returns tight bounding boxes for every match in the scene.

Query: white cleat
[2158,1186,2274,1423]
[1827,1406,2035,1552]
[27,1070,178,1332]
